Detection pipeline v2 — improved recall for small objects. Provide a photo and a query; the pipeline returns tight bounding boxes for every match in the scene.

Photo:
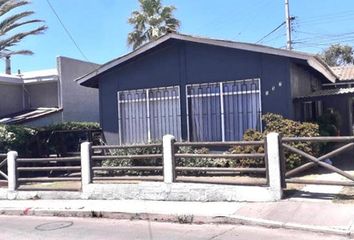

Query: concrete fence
[6,132,284,201]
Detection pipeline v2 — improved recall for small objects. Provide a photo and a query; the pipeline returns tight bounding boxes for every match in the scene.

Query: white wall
[58,56,100,122]
[0,82,23,117]
[25,82,59,108]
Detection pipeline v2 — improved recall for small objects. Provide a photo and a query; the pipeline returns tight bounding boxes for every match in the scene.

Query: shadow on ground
[283,189,354,201]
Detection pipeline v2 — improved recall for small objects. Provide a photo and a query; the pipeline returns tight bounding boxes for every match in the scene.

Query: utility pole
[285,0,292,50]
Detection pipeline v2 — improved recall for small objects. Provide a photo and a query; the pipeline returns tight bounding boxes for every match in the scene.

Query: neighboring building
[303,65,354,136]
[76,33,347,145]
[0,56,100,126]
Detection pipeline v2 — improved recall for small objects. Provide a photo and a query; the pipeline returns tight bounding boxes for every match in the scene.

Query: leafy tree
[319,44,354,66]
[0,0,47,60]
[127,0,180,50]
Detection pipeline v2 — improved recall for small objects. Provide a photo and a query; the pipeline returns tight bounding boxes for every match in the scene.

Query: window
[186,79,262,141]
[303,100,322,122]
[303,101,314,122]
[118,86,181,144]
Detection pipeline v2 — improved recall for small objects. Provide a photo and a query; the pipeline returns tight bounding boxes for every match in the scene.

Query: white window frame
[186,78,262,142]
[117,85,181,145]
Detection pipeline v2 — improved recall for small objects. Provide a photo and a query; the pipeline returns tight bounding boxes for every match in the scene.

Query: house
[76,33,345,145]
[298,65,354,136]
[0,56,100,126]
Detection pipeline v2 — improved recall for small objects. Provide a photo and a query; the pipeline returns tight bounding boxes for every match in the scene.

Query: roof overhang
[307,57,336,83]
[295,87,354,100]
[23,75,59,85]
[76,33,337,87]
[0,107,62,124]
[0,69,59,85]
[21,69,59,84]
[0,74,22,85]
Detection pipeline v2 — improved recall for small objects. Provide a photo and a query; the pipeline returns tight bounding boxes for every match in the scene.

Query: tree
[127,0,180,50]
[319,44,354,66]
[0,0,47,64]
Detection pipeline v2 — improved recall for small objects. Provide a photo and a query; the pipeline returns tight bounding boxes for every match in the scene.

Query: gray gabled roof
[76,33,337,87]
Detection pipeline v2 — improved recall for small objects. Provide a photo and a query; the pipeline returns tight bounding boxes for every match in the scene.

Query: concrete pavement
[0,215,345,240]
[0,199,354,237]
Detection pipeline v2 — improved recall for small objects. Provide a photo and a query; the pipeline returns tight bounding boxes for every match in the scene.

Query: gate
[281,136,354,187]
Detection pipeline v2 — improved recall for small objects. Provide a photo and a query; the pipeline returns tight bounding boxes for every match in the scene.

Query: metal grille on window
[186,79,262,141]
[118,86,181,145]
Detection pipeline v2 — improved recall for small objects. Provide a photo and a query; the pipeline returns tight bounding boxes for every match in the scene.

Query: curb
[0,208,352,237]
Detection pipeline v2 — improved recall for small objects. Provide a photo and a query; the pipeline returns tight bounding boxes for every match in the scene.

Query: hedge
[0,124,37,156]
[229,113,320,170]
[0,122,101,157]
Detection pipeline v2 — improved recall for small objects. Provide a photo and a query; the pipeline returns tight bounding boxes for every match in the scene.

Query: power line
[256,21,286,44]
[293,31,354,44]
[236,1,272,37]
[298,10,354,23]
[294,35,354,42]
[262,33,286,44]
[295,38,354,46]
[298,16,354,26]
[46,0,89,61]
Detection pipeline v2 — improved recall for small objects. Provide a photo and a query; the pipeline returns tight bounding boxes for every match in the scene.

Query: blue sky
[3,0,354,73]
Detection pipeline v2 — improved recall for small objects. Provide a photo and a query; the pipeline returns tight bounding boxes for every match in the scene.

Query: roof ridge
[76,32,337,86]
[172,32,315,58]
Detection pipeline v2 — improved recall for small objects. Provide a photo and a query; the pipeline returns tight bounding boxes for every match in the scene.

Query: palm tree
[127,0,180,50]
[0,0,47,73]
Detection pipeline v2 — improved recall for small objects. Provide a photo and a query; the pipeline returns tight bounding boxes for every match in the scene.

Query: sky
[2,0,354,73]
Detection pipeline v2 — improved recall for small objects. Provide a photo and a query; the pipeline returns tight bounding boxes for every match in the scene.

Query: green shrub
[229,113,320,170]
[100,144,163,176]
[228,129,265,168]
[0,122,101,157]
[39,121,100,131]
[176,146,210,167]
[317,109,342,153]
[100,144,229,176]
[317,108,341,136]
[0,124,37,156]
[37,121,102,156]
[175,146,232,175]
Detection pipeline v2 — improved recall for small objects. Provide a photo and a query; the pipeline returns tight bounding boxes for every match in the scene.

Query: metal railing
[173,140,268,185]
[0,153,7,182]
[15,156,81,188]
[5,133,284,200]
[6,133,354,200]
[91,143,163,182]
[88,140,268,185]
[281,136,354,187]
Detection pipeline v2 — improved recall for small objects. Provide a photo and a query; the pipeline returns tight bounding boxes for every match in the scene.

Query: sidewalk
[0,199,354,237]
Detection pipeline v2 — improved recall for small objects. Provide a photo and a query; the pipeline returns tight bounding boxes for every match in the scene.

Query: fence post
[81,142,92,189]
[266,132,283,200]
[163,134,176,183]
[7,151,18,191]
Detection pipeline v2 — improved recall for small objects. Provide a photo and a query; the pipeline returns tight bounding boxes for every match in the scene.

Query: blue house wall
[98,39,298,144]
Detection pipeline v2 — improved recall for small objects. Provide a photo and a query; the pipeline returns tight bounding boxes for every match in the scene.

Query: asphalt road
[0,215,348,240]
